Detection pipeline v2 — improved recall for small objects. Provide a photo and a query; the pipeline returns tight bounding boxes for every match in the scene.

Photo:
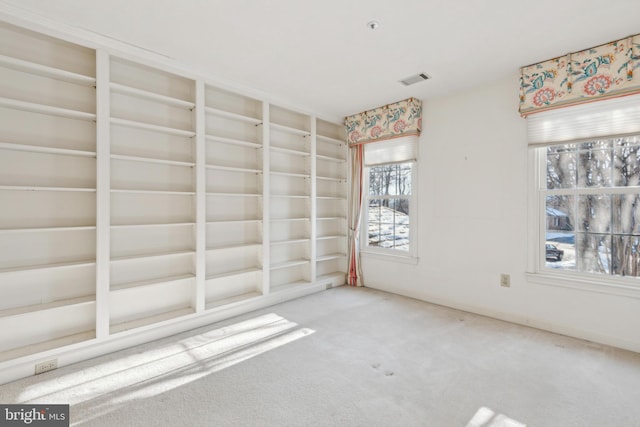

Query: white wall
[362,74,640,353]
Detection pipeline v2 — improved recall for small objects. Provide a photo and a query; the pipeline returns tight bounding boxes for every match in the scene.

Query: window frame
[528,143,640,298]
[361,160,418,262]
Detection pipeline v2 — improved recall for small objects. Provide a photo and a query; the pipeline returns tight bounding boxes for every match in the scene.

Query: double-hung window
[529,94,640,292]
[543,137,640,275]
[361,136,417,259]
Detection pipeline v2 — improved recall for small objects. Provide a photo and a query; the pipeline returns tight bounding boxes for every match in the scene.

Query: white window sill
[361,250,419,265]
[526,271,640,299]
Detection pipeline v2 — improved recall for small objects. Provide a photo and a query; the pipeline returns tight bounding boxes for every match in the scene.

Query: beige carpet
[1,286,639,426]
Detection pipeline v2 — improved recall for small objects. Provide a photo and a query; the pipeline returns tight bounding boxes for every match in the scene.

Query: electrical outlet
[35,359,58,375]
[500,273,510,287]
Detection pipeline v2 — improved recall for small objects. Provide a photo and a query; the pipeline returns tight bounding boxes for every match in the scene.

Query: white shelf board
[206,164,262,174]
[0,97,96,121]
[111,273,195,292]
[316,154,346,163]
[110,82,195,109]
[0,331,95,364]
[317,253,347,262]
[0,185,95,192]
[270,122,310,137]
[0,54,96,86]
[110,189,196,196]
[205,291,262,310]
[270,259,310,270]
[205,134,262,149]
[206,219,262,224]
[317,134,345,145]
[204,106,262,125]
[0,225,96,234]
[206,192,262,197]
[317,235,347,240]
[110,222,195,229]
[317,216,347,221]
[270,171,310,178]
[111,117,196,138]
[271,194,309,199]
[0,141,95,158]
[270,146,310,157]
[207,243,262,251]
[270,217,310,222]
[206,267,261,281]
[270,238,310,246]
[317,175,346,182]
[110,249,195,263]
[110,307,195,335]
[111,154,195,167]
[317,196,346,200]
[0,259,95,275]
[0,295,95,319]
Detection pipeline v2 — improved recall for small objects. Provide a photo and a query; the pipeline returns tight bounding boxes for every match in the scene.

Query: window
[364,162,415,255]
[360,135,418,260]
[542,136,640,278]
[528,94,640,292]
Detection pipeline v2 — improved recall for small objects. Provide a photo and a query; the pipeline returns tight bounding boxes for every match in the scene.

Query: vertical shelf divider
[262,102,271,295]
[262,101,271,295]
[194,80,206,312]
[310,116,317,283]
[262,100,271,295]
[95,49,110,339]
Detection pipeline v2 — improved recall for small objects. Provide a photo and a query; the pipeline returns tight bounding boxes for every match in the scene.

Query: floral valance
[519,34,640,116]
[345,97,422,145]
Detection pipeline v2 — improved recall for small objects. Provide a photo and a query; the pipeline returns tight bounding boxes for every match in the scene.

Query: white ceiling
[3,0,640,119]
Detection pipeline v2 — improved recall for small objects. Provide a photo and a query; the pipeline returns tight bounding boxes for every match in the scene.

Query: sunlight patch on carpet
[14,313,314,425]
[466,406,526,427]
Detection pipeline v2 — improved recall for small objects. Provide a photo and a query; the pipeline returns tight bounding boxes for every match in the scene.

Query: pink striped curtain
[348,144,364,286]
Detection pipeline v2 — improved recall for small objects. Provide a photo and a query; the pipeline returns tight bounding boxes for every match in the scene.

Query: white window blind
[527,93,640,146]
[364,135,418,166]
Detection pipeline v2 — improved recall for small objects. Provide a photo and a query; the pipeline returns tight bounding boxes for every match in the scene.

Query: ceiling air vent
[399,73,430,86]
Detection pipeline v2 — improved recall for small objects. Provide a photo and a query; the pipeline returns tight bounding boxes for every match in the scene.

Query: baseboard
[365,284,640,355]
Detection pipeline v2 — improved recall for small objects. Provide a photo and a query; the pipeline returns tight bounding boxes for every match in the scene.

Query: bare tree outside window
[544,135,640,278]
[366,163,412,251]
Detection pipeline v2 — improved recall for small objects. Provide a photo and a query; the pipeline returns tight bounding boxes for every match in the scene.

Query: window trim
[361,160,418,261]
[527,146,640,298]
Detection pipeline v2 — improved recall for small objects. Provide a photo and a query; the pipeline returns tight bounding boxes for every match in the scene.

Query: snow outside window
[363,162,415,256]
[541,134,640,280]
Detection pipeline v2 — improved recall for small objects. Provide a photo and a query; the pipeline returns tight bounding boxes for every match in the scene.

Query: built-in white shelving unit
[0,22,97,361]
[0,18,347,379]
[315,119,348,283]
[108,56,197,333]
[269,105,314,293]
[204,85,265,308]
